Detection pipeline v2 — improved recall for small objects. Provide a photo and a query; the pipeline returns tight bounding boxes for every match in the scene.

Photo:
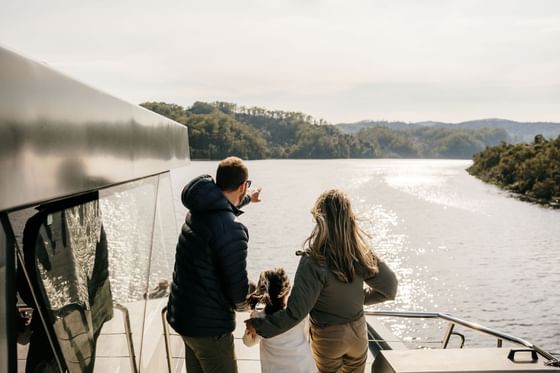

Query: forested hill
[337,119,560,142]
[141,101,510,160]
[467,135,560,206]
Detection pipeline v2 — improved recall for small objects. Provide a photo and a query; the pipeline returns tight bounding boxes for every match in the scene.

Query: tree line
[468,135,560,206]
[140,101,509,160]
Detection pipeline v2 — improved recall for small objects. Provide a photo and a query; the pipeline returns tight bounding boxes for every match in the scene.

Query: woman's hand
[244,319,257,338]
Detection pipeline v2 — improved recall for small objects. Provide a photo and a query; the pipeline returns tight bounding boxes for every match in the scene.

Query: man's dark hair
[216,156,248,191]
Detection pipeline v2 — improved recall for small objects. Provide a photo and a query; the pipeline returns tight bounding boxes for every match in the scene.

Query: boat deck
[16,297,376,372]
[16,300,560,372]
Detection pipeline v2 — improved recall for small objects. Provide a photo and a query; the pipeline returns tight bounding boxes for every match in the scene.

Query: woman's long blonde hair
[305,189,378,283]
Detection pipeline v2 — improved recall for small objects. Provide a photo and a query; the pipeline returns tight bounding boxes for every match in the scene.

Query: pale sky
[2,0,560,123]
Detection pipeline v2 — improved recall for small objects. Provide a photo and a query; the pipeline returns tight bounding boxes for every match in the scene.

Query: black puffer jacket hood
[181,174,242,216]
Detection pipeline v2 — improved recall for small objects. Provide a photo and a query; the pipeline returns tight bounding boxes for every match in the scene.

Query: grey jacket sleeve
[252,255,325,338]
[364,260,398,305]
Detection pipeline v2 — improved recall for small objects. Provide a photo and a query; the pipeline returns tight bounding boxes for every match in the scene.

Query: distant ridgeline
[337,119,560,143]
[468,135,560,206]
[140,101,560,160]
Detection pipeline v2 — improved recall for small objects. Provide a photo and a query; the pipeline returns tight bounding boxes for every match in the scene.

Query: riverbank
[467,174,560,209]
[467,136,560,208]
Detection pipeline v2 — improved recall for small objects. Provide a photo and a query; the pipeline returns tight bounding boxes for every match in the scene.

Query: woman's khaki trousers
[310,316,368,373]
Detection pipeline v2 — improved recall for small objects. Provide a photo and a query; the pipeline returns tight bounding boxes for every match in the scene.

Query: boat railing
[364,310,560,367]
[113,304,139,373]
[161,306,174,373]
[158,306,560,371]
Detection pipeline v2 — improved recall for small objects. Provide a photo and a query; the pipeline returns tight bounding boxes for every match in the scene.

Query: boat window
[8,172,176,372]
[138,172,179,371]
[97,175,160,371]
[145,173,178,299]
[16,193,112,373]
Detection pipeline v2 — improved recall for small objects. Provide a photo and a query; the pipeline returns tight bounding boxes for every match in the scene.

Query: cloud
[2,0,560,122]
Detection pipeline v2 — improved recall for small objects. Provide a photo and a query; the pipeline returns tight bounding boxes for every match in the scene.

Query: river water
[171,159,560,354]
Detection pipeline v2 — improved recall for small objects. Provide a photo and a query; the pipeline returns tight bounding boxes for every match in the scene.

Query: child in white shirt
[243,268,316,373]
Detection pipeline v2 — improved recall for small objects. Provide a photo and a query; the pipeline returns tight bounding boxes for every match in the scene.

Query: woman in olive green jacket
[246,189,398,373]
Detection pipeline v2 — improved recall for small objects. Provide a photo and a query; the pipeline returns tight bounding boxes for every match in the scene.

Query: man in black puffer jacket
[167,156,260,373]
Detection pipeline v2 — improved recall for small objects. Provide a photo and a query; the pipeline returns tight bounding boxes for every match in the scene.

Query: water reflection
[383,163,483,213]
[100,178,158,303]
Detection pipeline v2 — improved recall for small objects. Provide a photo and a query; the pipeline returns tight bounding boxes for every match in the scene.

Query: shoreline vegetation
[141,101,511,160]
[468,135,560,208]
[142,100,560,208]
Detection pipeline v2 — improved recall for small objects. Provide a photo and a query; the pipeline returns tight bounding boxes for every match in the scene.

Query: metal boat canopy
[0,45,189,212]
